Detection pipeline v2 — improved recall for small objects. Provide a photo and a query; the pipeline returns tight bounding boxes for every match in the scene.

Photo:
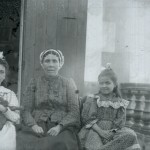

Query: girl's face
[0,64,6,85]
[99,76,115,95]
[42,54,60,76]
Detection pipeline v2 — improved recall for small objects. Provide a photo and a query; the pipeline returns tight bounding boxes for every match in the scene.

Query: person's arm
[92,123,114,141]
[112,99,129,130]
[3,91,20,123]
[48,78,80,136]
[92,123,103,134]
[92,105,127,140]
[81,95,98,128]
[59,78,80,129]
[112,107,126,130]
[22,78,37,127]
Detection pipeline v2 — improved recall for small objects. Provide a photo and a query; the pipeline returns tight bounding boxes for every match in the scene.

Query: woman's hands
[47,124,63,136]
[0,104,7,113]
[32,124,44,134]
[32,124,63,136]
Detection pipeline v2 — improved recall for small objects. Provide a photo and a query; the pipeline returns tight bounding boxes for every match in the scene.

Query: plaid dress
[17,75,80,150]
[78,94,141,150]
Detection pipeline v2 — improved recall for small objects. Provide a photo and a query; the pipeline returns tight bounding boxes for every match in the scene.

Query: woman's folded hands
[32,124,63,136]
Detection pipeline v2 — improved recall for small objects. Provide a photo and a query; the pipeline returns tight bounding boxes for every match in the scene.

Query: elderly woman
[17,49,80,150]
[0,52,20,150]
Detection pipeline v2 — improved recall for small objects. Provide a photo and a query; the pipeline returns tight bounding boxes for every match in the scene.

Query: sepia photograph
[0,0,149,149]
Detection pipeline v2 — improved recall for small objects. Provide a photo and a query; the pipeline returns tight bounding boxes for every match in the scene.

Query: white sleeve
[3,91,20,123]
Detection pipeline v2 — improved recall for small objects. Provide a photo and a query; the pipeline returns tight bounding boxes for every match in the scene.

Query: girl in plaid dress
[79,64,140,150]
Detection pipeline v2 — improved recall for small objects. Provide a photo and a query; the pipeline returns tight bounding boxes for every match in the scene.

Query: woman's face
[99,76,115,95]
[0,64,6,85]
[42,54,60,76]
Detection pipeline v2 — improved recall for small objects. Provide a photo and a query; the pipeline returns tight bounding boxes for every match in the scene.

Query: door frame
[17,0,25,103]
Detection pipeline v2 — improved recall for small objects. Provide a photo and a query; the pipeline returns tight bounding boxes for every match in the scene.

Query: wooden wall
[21,0,88,98]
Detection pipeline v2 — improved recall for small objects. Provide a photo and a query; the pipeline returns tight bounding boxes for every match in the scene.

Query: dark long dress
[17,75,80,150]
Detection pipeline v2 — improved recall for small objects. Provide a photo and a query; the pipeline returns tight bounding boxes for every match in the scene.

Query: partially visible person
[17,49,80,150]
[0,52,20,150]
[79,64,141,150]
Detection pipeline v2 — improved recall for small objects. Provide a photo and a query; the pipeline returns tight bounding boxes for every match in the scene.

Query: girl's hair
[98,67,122,98]
[112,84,122,98]
[0,58,9,87]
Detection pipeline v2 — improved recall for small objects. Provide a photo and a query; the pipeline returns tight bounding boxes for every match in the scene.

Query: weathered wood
[18,0,25,102]
[58,0,78,79]
[45,0,58,49]
[34,0,47,75]
[20,0,88,100]
[76,0,87,94]
[21,0,36,98]
[58,0,88,95]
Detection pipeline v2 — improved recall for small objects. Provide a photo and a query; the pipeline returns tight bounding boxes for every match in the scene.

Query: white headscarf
[40,49,64,68]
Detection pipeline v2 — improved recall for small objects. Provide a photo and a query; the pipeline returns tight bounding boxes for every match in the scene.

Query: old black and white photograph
[0,0,149,150]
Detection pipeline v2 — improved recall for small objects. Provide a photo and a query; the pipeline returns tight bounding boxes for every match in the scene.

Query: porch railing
[120,83,150,135]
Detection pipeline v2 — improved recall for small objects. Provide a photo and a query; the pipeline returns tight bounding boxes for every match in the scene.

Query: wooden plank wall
[21,0,88,98]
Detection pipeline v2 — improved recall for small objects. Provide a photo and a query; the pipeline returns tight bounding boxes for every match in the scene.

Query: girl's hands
[32,124,44,134]
[92,123,114,140]
[0,104,7,113]
[47,125,62,136]
[100,130,114,140]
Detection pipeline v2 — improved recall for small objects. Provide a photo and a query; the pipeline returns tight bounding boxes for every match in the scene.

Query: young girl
[79,64,141,150]
[0,52,20,150]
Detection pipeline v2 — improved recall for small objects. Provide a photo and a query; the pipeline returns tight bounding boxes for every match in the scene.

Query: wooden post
[18,0,25,103]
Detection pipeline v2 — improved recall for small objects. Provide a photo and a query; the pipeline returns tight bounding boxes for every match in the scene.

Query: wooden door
[20,0,88,99]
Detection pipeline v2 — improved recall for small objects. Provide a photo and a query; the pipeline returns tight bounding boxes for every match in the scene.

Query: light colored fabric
[3,90,20,123]
[87,94,129,109]
[0,121,16,150]
[85,119,98,129]
[3,107,20,123]
[97,96,129,109]
[0,86,20,150]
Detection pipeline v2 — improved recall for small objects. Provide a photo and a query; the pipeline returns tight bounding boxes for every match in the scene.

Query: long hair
[112,84,122,98]
[98,67,122,98]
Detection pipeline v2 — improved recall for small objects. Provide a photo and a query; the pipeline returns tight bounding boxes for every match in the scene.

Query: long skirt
[79,127,141,150]
[0,121,16,150]
[16,121,80,150]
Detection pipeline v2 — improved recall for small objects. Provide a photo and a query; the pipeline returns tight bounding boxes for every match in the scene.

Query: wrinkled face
[99,76,115,95]
[42,54,60,76]
[0,64,6,85]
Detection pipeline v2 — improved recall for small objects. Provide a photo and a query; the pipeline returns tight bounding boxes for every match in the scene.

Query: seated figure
[17,49,80,150]
[78,64,141,150]
[0,52,20,150]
